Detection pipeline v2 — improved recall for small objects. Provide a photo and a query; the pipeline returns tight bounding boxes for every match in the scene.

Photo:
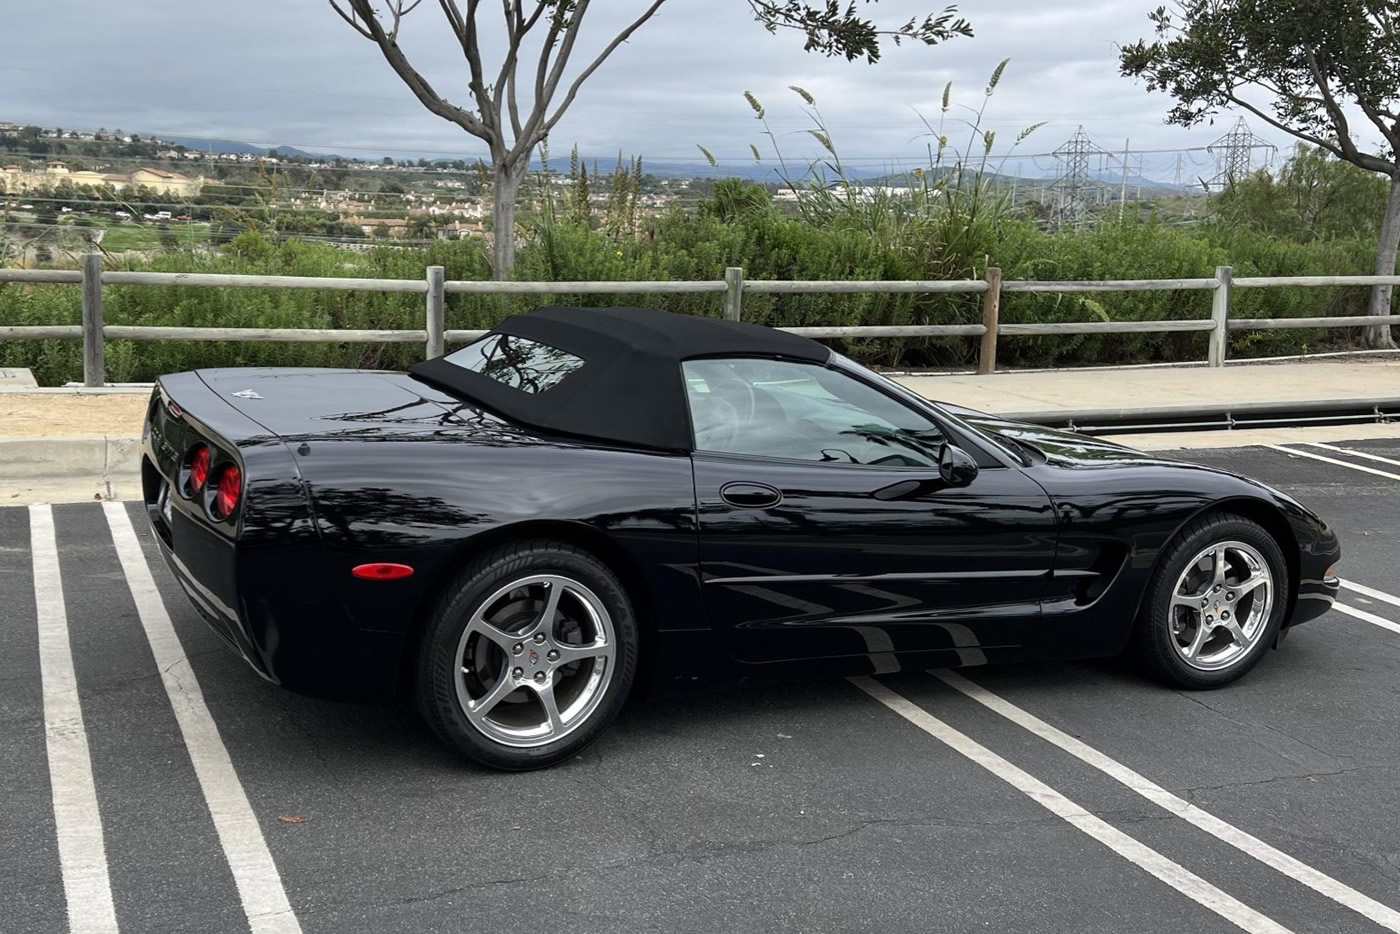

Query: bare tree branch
[494,0,548,140]
[539,0,669,141]
[342,0,493,142]
[328,0,373,39]
[388,0,423,42]
[531,4,572,146]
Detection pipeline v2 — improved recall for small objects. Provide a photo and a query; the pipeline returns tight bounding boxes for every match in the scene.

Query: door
[683,357,1058,666]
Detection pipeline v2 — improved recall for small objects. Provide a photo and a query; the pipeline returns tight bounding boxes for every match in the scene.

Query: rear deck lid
[195,367,476,439]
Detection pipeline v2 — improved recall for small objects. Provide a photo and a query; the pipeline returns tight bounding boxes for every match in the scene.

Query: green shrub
[0,217,1388,385]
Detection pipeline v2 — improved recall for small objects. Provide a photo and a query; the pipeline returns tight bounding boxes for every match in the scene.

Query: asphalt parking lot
[3,436,1400,934]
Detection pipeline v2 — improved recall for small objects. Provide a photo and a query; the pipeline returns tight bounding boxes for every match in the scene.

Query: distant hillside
[156,136,326,160]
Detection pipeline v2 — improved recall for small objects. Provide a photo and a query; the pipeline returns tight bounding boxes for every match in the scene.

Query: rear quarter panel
[292,425,703,646]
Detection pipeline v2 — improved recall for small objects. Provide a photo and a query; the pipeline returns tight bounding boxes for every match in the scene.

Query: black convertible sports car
[142,306,1340,769]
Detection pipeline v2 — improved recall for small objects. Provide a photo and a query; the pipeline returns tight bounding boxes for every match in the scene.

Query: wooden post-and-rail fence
[1,257,1399,387]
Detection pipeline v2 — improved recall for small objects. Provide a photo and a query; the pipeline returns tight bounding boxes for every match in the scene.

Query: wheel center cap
[528,648,540,667]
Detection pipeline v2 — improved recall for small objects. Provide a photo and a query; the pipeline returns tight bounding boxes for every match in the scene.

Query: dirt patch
[0,392,148,437]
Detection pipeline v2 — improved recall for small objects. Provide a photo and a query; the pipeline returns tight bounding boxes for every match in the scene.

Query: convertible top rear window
[410,306,830,451]
[443,334,584,395]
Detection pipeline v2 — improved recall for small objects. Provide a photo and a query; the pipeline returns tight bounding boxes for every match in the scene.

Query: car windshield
[829,353,1029,467]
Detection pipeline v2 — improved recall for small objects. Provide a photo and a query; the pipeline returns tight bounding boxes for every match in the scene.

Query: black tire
[417,539,638,770]
[1132,512,1290,689]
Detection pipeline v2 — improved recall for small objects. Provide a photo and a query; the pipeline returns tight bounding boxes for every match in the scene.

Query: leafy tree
[1120,0,1400,348]
[330,0,972,278]
[1218,144,1389,242]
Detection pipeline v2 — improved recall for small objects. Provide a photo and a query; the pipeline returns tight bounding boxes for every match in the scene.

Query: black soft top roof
[410,306,830,451]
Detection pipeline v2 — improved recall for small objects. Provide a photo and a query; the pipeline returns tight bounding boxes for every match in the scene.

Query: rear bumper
[148,477,410,700]
[152,525,276,681]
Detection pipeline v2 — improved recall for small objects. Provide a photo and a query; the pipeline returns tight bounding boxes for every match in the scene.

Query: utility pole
[1118,139,1130,222]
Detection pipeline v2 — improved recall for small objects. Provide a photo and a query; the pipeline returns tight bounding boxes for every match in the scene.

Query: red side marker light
[352,563,415,581]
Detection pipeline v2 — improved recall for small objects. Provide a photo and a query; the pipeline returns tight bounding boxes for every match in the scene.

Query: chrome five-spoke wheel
[455,574,615,747]
[1168,541,1273,671]
[418,540,638,770]
[1133,512,1289,689]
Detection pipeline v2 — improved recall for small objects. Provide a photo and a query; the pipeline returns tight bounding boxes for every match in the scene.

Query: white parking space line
[1306,442,1400,470]
[850,676,1295,934]
[102,504,303,934]
[1334,602,1400,635]
[932,670,1400,932]
[1341,579,1400,611]
[29,504,121,934]
[1263,445,1400,482]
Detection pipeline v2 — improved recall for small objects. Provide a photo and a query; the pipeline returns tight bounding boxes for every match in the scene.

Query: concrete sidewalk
[897,359,1400,419]
[2,360,1398,503]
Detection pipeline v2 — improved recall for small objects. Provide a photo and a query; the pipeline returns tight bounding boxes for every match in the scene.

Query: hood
[942,404,1173,469]
[194,367,487,440]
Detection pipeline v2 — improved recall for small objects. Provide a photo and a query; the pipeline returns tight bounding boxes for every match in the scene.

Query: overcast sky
[7,1,1308,179]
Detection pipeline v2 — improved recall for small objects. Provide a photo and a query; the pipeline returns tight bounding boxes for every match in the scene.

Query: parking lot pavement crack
[1178,764,1370,796]
[362,873,555,910]
[1233,816,1400,886]
[277,701,366,804]
[1170,689,1350,768]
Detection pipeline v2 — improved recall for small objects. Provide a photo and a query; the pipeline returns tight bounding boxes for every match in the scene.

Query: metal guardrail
[1,256,1398,387]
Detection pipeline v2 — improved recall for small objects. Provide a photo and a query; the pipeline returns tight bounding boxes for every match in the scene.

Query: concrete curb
[0,435,142,504]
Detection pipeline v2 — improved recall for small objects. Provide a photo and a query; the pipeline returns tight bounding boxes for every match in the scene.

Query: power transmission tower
[1205,118,1276,190]
[1051,126,1106,229]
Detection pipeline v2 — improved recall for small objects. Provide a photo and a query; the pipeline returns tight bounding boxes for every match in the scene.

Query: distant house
[438,222,480,240]
[0,162,203,197]
[344,216,409,237]
[130,167,203,197]
[66,170,109,188]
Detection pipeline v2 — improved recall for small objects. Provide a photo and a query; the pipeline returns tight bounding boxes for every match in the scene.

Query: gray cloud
[6,0,1307,175]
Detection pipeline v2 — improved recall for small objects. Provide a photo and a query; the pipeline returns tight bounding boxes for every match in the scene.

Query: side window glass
[683,358,946,467]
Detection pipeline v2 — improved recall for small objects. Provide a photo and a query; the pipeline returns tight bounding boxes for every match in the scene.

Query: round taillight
[213,465,242,519]
[189,445,211,492]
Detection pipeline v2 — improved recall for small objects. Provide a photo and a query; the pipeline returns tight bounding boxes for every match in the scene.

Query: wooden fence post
[1209,265,1232,367]
[978,266,1002,375]
[723,266,744,321]
[81,253,104,387]
[425,265,445,358]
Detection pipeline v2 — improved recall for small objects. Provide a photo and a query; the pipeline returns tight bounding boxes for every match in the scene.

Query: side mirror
[939,444,979,488]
